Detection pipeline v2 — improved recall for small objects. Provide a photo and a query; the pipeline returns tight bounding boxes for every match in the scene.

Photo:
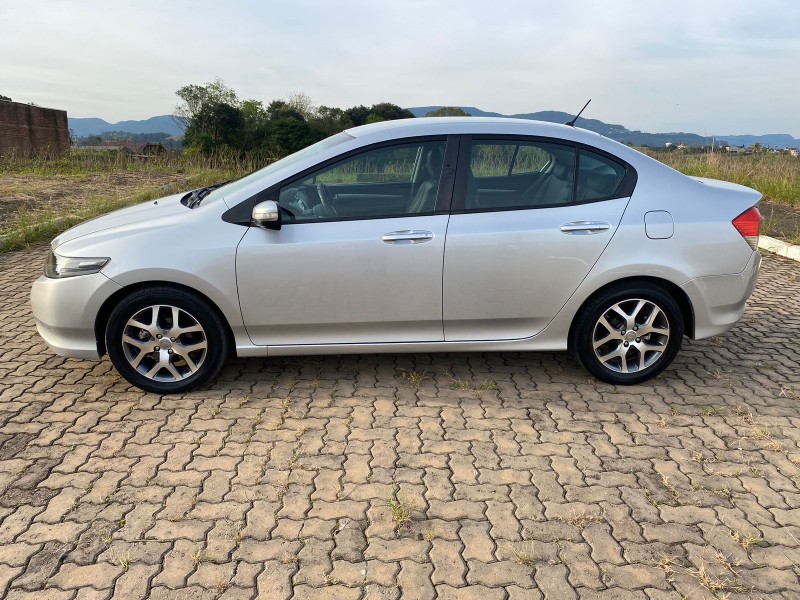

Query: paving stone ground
[1,245,799,600]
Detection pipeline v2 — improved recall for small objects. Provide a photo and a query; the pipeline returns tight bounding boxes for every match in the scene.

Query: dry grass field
[646,150,800,244]
[1,148,799,251]
[0,151,255,251]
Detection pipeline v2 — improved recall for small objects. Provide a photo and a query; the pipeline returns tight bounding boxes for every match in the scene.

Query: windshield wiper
[180,181,232,209]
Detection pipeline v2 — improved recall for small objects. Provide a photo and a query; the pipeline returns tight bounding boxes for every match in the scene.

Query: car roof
[345,116,603,142]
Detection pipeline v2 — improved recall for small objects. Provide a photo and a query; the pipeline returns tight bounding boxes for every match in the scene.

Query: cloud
[0,0,797,136]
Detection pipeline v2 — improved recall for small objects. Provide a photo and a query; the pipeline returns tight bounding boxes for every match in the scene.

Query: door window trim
[451,134,638,214]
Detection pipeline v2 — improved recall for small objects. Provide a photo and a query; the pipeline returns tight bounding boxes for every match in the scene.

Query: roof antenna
[565,99,591,127]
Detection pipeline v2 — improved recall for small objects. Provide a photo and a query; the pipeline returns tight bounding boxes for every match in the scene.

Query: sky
[1,0,798,137]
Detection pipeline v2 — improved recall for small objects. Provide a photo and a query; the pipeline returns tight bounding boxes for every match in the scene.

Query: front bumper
[30,272,123,359]
[681,251,761,339]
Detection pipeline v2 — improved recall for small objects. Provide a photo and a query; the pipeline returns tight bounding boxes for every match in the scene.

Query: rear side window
[465,140,576,210]
[577,150,626,201]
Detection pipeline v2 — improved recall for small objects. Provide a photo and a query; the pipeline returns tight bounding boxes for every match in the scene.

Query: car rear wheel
[571,283,683,385]
[106,287,228,394]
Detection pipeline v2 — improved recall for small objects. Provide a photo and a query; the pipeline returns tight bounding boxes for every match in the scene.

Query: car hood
[52,192,188,250]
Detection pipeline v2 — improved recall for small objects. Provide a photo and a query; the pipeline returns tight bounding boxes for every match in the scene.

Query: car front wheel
[571,283,684,385]
[105,287,229,394]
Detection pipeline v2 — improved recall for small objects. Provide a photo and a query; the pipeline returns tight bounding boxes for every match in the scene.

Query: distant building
[788,149,799,157]
[724,146,749,155]
[0,99,70,155]
[99,140,166,155]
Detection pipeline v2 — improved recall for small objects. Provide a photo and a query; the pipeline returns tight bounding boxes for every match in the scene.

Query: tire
[105,286,229,394]
[570,282,683,385]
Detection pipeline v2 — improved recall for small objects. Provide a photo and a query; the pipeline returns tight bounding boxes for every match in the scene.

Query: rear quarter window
[577,150,627,202]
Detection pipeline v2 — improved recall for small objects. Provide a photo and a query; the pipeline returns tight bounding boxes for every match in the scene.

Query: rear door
[443,137,634,341]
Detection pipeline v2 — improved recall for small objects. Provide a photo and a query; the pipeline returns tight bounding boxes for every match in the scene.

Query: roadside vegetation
[644,149,800,207]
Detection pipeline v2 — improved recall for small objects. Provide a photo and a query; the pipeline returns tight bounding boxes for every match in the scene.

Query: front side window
[464,140,576,210]
[278,140,447,222]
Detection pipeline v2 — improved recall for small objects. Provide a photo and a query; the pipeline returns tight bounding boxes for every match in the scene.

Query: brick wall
[0,100,70,155]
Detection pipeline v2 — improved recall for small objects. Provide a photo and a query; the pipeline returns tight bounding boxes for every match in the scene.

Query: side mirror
[252,200,281,230]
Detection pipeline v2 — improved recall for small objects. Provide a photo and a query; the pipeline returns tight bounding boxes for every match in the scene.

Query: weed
[191,547,204,566]
[215,580,230,594]
[398,369,429,391]
[730,529,765,552]
[509,542,537,568]
[751,427,771,440]
[660,475,681,504]
[387,484,415,531]
[715,487,732,499]
[116,552,133,571]
[643,488,660,508]
[450,378,473,390]
[560,508,605,529]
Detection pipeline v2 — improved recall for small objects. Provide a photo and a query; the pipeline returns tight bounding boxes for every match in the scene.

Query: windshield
[199,132,355,205]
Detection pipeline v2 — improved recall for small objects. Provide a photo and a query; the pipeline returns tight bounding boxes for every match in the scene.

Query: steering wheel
[316,183,337,217]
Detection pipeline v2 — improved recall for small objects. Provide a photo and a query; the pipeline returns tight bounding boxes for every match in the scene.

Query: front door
[237,137,455,346]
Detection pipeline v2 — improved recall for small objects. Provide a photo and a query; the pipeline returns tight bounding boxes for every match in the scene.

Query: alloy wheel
[121,304,208,382]
[592,298,670,374]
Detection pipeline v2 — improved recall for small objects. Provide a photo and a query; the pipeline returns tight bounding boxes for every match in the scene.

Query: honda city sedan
[31,117,762,393]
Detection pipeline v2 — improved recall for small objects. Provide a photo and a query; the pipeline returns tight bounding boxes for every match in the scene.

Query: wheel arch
[567,276,695,350]
[94,281,236,357]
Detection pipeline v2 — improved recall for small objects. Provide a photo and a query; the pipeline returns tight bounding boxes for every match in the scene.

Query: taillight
[732,206,760,250]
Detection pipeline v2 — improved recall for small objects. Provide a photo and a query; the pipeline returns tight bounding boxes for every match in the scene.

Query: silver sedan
[31,118,762,393]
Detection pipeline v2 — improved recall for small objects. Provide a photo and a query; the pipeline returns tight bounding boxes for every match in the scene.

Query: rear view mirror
[252,200,281,230]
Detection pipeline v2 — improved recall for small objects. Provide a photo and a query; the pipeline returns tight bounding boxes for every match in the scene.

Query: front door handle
[560,221,611,235]
[381,230,434,244]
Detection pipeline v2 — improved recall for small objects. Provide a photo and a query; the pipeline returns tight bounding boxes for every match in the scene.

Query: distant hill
[68,109,799,149]
[68,115,182,137]
[407,106,800,148]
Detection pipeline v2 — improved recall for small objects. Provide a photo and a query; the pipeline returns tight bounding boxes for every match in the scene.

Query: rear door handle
[381,230,434,244]
[560,221,611,235]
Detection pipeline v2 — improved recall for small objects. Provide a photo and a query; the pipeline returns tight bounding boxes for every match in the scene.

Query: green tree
[263,119,326,157]
[425,106,470,117]
[174,78,239,131]
[311,106,353,135]
[367,102,415,122]
[0,94,11,102]
[184,101,244,154]
[345,103,414,127]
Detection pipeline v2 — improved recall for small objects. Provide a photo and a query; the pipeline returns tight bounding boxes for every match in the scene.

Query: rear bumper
[681,251,761,339]
[30,272,123,359]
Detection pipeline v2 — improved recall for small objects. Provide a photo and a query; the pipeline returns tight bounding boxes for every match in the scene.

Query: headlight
[44,251,109,278]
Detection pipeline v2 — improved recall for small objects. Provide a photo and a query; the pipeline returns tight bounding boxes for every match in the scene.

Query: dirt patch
[0,171,190,231]
[760,199,800,244]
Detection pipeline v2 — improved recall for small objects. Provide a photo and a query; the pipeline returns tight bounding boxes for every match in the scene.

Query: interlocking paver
[0,245,799,598]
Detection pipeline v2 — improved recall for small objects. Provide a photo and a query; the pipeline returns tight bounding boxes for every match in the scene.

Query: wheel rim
[121,305,207,382]
[592,298,670,374]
